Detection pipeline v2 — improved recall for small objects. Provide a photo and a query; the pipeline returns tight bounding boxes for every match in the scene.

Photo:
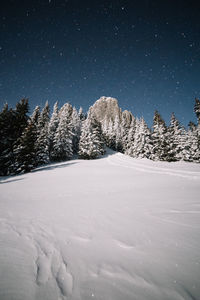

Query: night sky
[0,0,200,126]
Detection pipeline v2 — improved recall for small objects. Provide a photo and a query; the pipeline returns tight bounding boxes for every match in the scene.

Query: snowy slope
[0,150,200,300]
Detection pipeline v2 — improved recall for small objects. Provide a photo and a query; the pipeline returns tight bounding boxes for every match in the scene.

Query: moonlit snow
[0,149,200,300]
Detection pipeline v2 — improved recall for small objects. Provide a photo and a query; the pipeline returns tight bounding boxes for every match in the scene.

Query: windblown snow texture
[0,150,200,300]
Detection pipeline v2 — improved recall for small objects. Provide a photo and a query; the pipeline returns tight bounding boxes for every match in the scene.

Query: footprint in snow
[35,238,73,298]
[36,253,52,285]
[56,262,73,297]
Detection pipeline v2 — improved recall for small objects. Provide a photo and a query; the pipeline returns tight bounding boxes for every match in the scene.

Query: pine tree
[0,104,15,175]
[185,98,200,162]
[106,119,115,149]
[168,113,182,161]
[92,117,105,155]
[13,99,29,140]
[127,118,151,158]
[151,111,169,161]
[188,121,196,132]
[48,102,59,161]
[13,120,37,173]
[12,106,41,173]
[176,127,190,161]
[31,105,40,125]
[186,122,200,163]
[78,107,86,121]
[78,113,104,159]
[196,122,200,161]
[113,115,123,152]
[35,101,50,166]
[125,118,136,156]
[194,98,200,123]
[0,99,29,175]
[121,114,131,153]
[101,119,109,145]
[71,107,81,154]
[188,128,200,162]
[37,101,50,130]
[194,99,200,161]
[53,103,73,161]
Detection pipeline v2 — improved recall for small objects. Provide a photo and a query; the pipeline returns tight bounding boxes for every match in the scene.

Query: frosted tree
[194,98,200,160]
[151,111,169,161]
[101,118,115,149]
[37,101,50,130]
[137,118,152,158]
[101,119,109,144]
[53,103,73,161]
[125,118,136,156]
[113,115,123,152]
[127,118,151,158]
[92,117,105,156]
[121,114,131,153]
[78,107,86,121]
[188,121,196,132]
[105,119,115,149]
[185,98,200,162]
[48,101,59,161]
[31,105,40,125]
[0,104,16,175]
[35,101,50,166]
[13,120,37,174]
[194,98,200,123]
[178,128,191,161]
[168,113,183,161]
[0,99,30,175]
[187,117,200,162]
[78,112,104,159]
[71,107,81,153]
[12,105,41,174]
[14,99,30,138]
[188,128,200,162]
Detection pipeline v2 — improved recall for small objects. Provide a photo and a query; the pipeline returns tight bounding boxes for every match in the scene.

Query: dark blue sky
[0,0,200,126]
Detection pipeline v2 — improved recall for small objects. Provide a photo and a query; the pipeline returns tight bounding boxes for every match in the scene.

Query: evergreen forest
[0,98,200,176]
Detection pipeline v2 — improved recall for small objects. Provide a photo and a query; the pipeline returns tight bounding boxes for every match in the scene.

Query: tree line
[0,98,200,175]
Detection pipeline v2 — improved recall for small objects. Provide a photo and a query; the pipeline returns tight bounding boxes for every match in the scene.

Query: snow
[0,149,200,300]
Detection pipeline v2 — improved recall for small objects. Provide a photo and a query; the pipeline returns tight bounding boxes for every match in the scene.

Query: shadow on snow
[0,162,78,184]
[0,148,116,183]
[0,177,25,184]
[31,162,78,173]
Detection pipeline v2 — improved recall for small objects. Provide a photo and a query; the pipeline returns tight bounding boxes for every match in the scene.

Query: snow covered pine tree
[78,111,104,159]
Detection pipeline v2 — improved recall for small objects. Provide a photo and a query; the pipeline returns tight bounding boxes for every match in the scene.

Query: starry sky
[0,0,200,126]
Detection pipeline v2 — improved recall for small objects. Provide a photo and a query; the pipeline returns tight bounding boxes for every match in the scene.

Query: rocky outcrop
[89,96,121,123]
[122,110,134,126]
[90,96,134,126]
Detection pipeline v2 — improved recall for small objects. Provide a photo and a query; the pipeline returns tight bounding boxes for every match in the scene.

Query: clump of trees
[0,98,200,176]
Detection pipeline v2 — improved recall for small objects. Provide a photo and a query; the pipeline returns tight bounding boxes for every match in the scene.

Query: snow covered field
[0,150,200,300]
